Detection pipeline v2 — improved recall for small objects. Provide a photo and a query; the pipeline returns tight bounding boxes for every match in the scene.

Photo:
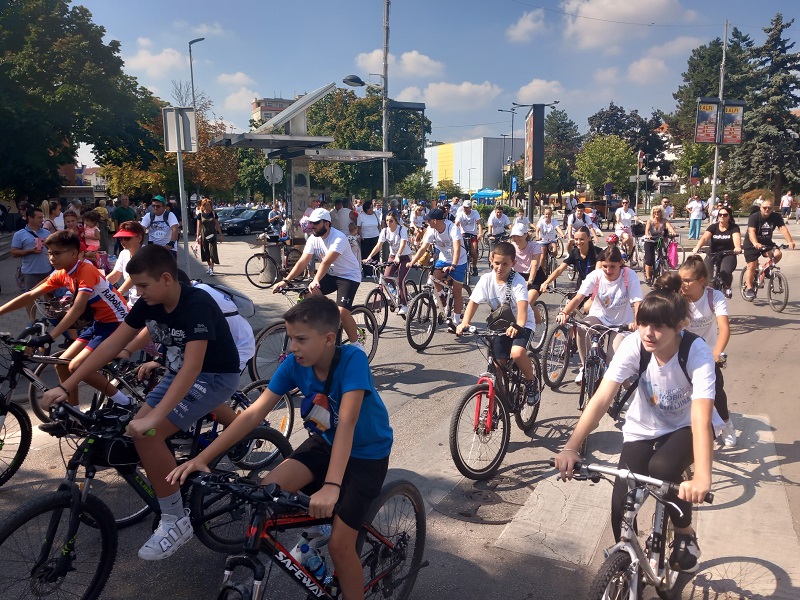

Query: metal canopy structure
[209,132,392,163]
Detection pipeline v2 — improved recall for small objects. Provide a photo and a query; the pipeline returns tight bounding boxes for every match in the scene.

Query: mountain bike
[248,282,379,381]
[695,248,738,298]
[244,231,303,289]
[0,403,292,600]
[364,262,419,333]
[541,286,581,389]
[449,329,544,480]
[404,271,471,351]
[551,459,713,600]
[191,472,428,600]
[739,243,790,312]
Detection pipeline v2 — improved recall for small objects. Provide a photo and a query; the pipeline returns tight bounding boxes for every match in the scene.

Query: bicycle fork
[475,375,496,433]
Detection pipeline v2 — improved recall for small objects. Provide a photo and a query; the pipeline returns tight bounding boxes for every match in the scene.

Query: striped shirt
[42,260,128,323]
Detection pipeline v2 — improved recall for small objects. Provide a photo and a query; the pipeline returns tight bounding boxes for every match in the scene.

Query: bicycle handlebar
[191,472,311,511]
[548,459,714,504]
[568,317,629,335]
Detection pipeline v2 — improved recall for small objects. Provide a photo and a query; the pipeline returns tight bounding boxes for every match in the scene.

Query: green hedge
[476,203,515,221]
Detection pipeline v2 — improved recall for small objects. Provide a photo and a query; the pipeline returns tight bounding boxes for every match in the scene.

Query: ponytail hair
[598,245,624,264]
[678,254,708,282]
[637,273,689,329]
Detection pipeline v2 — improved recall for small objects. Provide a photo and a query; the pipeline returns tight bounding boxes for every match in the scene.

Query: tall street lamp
[500,133,509,187]
[188,37,204,211]
[498,108,517,202]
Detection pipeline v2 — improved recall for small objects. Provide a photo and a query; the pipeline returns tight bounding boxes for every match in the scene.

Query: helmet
[605,233,619,245]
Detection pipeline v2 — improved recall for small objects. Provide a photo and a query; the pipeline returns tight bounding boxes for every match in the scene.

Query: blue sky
[75,0,796,165]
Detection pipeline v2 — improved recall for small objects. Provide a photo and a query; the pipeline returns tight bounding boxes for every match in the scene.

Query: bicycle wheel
[237,380,294,438]
[528,300,549,353]
[739,268,754,302]
[0,400,32,487]
[674,242,686,268]
[357,480,426,600]
[191,427,293,554]
[767,272,789,312]
[247,323,290,382]
[405,291,437,351]
[587,551,638,600]
[578,358,603,457]
[28,352,104,423]
[89,465,153,529]
[365,288,389,334]
[514,354,542,433]
[403,278,418,304]
[567,265,576,281]
[543,325,572,388]
[348,306,379,363]
[478,234,487,260]
[244,253,278,289]
[0,490,117,600]
[555,237,565,258]
[449,384,511,480]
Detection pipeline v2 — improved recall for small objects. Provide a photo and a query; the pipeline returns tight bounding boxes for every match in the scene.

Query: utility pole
[710,20,728,205]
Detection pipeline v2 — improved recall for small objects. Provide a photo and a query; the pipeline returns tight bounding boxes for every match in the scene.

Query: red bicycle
[739,243,789,312]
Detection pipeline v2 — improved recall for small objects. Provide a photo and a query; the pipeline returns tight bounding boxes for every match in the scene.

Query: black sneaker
[669,532,701,572]
[447,319,457,333]
[525,380,541,406]
[38,421,69,437]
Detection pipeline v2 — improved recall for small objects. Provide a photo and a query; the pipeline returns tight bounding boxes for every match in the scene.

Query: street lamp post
[188,36,204,224]
[500,133,509,188]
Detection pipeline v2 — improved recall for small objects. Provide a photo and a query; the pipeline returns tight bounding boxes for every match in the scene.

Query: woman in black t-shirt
[539,226,598,292]
[692,208,742,290]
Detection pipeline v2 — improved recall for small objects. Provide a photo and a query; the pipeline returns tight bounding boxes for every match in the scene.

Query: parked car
[216,207,247,225]
[220,209,271,235]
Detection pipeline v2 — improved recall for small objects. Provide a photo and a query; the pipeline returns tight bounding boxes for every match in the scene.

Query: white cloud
[593,67,620,84]
[627,57,668,84]
[516,78,565,103]
[398,51,444,78]
[562,0,696,51]
[418,81,503,110]
[146,84,160,96]
[125,40,185,78]
[217,71,256,86]
[355,49,444,79]
[137,37,152,48]
[396,86,424,103]
[646,35,703,58]
[193,22,227,36]
[224,87,259,112]
[506,10,545,43]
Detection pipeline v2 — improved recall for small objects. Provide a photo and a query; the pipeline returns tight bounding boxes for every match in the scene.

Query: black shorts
[520,269,547,289]
[742,245,765,264]
[492,326,531,359]
[290,435,389,530]
[318,274,360,310]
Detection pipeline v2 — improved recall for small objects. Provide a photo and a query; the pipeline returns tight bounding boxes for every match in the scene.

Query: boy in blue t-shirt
[170,296,393,600]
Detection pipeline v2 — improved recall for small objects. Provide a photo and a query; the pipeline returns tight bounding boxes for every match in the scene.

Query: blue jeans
[689,218,702,239]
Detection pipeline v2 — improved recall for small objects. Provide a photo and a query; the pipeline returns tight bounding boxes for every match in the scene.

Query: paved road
[1,219,799,599]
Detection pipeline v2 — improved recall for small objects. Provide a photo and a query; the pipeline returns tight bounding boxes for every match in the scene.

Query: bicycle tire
[0,400,32,487]
[248,323,290,382]
[543,325,572,388]
[403,278,418,304]
[191,427,293,554]
[514,354,542,433]
[365,288,389,334]
[348,305,379,363]
[528,300,549,353]
[236,380,294,439]
[405,291,437,351]
[27,351,104,423]
[244,253,278,289]
[768,272,789,312]
[284,248,303,276]
[478,234,487,260]
[586,551,637,600]
[449,383,511,480]
[739,268,754,302]
[567,265,576,281]
[217,583,251,600]
[356,480,427,600]
[578,358,603,457]
[0,490,117,600]
[555,237,565,258]
[656,513,679,599]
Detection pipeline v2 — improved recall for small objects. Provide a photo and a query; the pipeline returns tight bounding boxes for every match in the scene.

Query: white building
[424,137,523,195]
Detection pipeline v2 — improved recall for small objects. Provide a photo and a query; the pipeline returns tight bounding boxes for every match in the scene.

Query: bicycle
[550,459,713,600]
[191,471,428,600]
[0,403,292,600]
[541,286,581,389]
[248,282,379,381]
[739,243,790,312]
[404,270,472,351]
[364,262,419,333]
[485,231,510,265]
[645,234,681,284]
[449,329,544,480]
[697,248,737,297]
[244,230,303,289]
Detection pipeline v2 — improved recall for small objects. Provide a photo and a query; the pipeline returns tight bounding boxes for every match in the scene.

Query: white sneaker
[208,268,215,275]
[350,341,367,354]
[575,367,584,384]
[720,419,737,447]
[138,509,193,560]
[397,305,407,316]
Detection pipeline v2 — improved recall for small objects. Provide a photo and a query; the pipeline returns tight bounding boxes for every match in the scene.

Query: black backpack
[637,330,701,384]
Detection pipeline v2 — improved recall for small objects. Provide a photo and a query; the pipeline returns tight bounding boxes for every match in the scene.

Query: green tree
[0,0,161,198]
[532,157,574,199]
[587,103,667,180]
[665,28,754,142]
[575,135,636,196]
[396,169,433,200]
[436,179,463,199]
[672,140,715,185]
[236,149,270,201]
[544,108,582,166]
[727,14,800,200]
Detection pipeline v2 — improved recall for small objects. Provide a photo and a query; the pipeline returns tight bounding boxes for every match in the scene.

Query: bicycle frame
[424,271,456,315]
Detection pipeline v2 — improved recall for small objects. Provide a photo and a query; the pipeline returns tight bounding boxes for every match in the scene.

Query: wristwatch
[167,240,176,248]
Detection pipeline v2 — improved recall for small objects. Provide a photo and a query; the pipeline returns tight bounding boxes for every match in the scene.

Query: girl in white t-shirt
[556,246,643,382]
[555,282,719,572]
[677,257,736,446]
[106,221,146,309]
[362,211,413,313]
[614,200,638,257]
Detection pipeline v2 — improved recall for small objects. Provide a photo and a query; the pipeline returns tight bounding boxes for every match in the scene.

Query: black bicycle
[190,472,428,600]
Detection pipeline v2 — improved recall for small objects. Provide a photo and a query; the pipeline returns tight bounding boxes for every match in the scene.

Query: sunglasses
[718,212,731,217]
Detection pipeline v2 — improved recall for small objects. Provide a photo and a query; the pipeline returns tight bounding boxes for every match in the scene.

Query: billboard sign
[694,98,719,144]
[721,101,745,145]
[523,105,545,181]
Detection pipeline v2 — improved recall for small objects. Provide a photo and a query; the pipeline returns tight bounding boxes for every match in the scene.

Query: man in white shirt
[455,200,482,276]
[780,190,794,219]
[141,195,179,256]
[331,198,352,233]
[686,194,705,240]
[272,208,365,351]
[449,197,462,219]
[660,197,674,221]
[486,206,511,255]
[409,209,468,332]
[565,203,598,253]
